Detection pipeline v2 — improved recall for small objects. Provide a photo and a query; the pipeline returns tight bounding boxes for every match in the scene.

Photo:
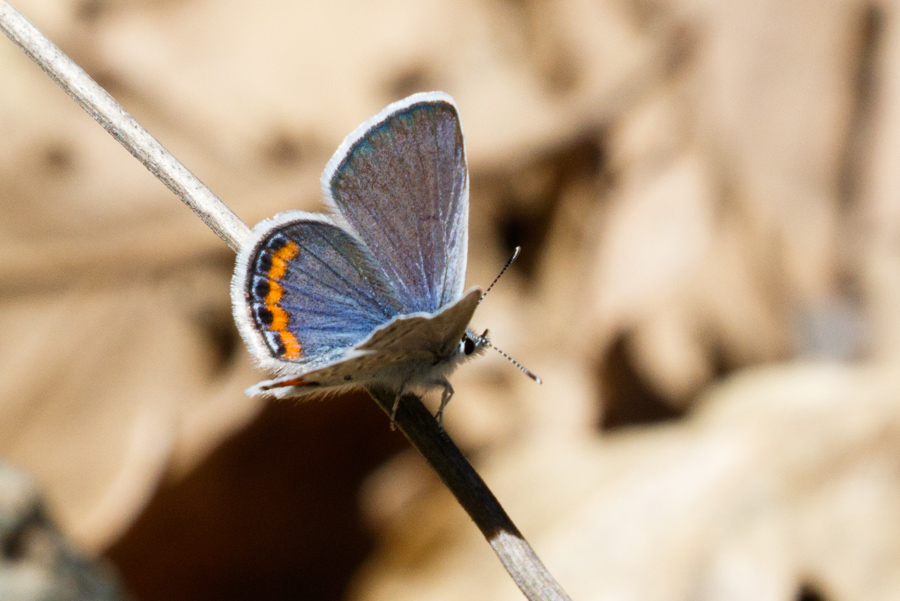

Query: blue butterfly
[232,92,492,420]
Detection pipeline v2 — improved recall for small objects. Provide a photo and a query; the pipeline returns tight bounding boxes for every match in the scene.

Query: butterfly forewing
[324,93,468,314]
[359,288,481,357]
[236,214,403,367]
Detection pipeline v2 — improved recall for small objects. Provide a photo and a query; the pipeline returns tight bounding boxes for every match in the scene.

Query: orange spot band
[261,376,312,390]
[264,240,303,360]
[280,330,303,360]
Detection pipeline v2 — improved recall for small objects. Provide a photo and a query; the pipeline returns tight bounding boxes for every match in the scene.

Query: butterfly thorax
[346,325,487,395]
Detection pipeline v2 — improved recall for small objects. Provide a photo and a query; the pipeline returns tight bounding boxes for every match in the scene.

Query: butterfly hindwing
[246,288,482,398]
[232,212,404,372]
[323,91,468,315]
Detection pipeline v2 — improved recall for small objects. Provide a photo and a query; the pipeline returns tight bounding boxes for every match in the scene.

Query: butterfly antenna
[483,337,542,384]
[478,246,520,305]
[475,251,541,383]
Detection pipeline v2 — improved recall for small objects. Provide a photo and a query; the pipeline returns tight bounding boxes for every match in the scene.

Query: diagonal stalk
[0,3,572,599]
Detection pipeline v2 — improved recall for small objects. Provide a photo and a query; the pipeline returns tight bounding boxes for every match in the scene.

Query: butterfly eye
[462,336,477,356]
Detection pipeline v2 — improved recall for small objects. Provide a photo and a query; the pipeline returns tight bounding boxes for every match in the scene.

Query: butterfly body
[232,92,486,407]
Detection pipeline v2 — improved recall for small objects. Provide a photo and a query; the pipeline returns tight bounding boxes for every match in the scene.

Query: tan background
[1,0,899,600]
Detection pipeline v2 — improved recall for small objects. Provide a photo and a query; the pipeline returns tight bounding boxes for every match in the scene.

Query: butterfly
[232,91,502,422]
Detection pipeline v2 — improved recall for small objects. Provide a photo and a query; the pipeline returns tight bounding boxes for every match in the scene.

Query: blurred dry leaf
[350,363,900,601]
[1,0,900,600]
[0,461,127,600]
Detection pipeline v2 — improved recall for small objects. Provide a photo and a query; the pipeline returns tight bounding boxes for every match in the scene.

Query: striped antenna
[480,330,542,384]
[479,246,520,304]
[476,249,541,383]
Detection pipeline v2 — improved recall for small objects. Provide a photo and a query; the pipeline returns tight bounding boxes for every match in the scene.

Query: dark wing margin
[322,91,468,315]
[232,212,403,372]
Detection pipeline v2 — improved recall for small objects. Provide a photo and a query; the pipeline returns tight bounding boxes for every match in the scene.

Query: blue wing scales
[323,92,468,314]
[232,213,403,370]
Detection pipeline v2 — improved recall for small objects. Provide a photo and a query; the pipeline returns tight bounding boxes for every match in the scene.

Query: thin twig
[0,2,572,599]
[0,1,250,252]
[368,387,572,601]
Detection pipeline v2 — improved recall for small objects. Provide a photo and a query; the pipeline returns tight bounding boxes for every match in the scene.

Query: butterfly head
[460,328,490,359]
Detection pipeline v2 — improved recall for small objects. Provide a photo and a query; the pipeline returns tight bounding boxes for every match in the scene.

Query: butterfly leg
[389,381,408,430]
[435,379,454,428]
